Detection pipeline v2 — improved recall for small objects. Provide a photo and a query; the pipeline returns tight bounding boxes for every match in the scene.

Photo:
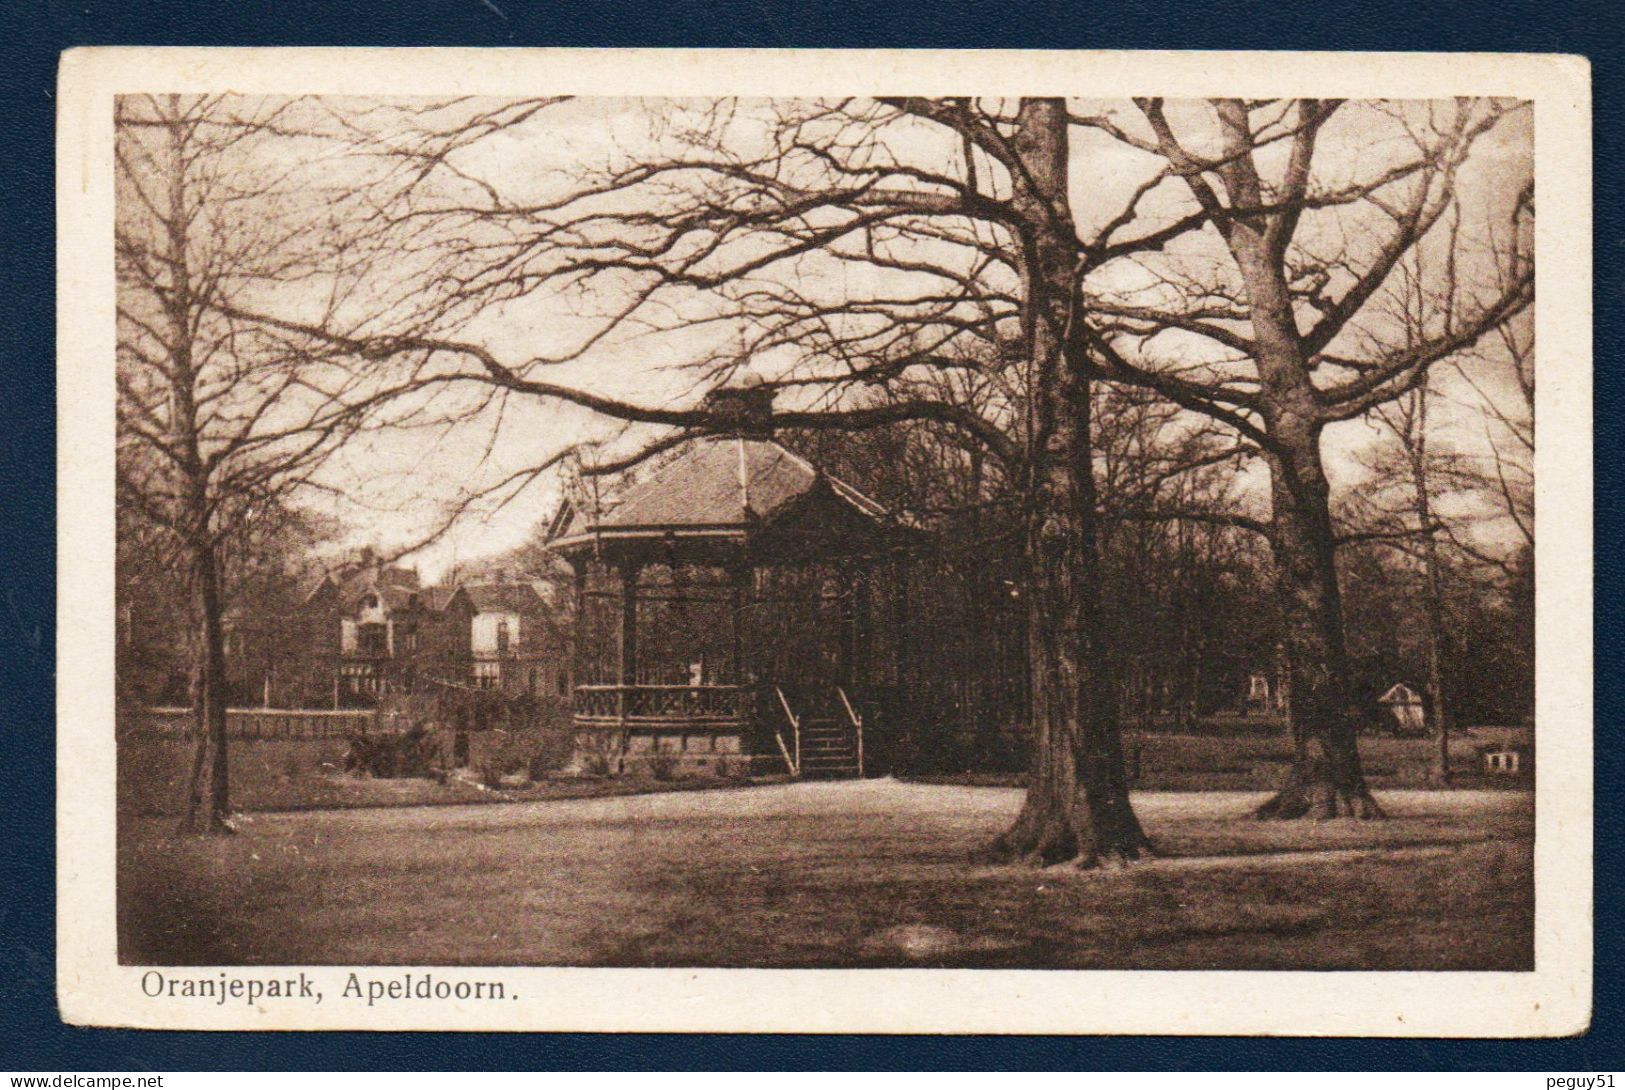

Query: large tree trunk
[987,98,1150,867]
[1207,136,1383,822]
[991,471,1151,864]
[1254,434,1384,820]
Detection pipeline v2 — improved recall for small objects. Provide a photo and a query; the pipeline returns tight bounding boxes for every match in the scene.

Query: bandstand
[546,397,913,778]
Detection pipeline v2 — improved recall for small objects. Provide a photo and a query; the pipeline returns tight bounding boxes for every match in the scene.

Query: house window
[357,623,387,657]
[527,668,537,696]
[472,661,501,690]
[496,620,511,656]
[342,664,379,694]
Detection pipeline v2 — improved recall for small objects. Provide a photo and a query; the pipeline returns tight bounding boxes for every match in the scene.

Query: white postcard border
[56,47,1593,1036]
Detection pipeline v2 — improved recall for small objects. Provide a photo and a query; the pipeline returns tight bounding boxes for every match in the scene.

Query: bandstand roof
[546,435,898,559]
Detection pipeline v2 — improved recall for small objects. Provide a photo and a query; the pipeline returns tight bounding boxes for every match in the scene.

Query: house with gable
[438,577,565,700]
[315,549,435,704]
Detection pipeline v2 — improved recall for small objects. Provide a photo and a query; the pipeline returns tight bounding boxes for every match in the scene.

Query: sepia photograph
[56,48,1591,1034]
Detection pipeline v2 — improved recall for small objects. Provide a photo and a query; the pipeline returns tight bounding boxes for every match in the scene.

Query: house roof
[300,572,338,605]
[379,565,420,589]
[334,566,425,614]
[420,586,459,613]
[1378,682,1422,705]
[461,582,548,614]
[376,584,422,612]
[549,436,892,554]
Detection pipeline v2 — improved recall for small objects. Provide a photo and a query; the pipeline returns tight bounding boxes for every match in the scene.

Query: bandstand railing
[774,686,801,776]
[837,685,864,778]
[572,683,749,725]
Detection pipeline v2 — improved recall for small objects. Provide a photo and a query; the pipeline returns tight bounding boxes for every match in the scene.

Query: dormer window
[361,593,379,610]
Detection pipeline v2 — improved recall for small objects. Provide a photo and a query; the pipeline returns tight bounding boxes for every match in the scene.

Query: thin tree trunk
[1409,395,1453,783]
[196,542,234,833]
[180,653,209,832]
[158,97,231,835]
[1425,556,1451,783]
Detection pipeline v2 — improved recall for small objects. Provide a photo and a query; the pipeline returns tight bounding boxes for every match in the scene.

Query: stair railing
[836,685,864,778]
[774,686,801,776]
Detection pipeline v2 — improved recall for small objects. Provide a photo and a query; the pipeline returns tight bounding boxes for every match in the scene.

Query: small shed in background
[1479,741,1534,779]
[1377,682,1427,735]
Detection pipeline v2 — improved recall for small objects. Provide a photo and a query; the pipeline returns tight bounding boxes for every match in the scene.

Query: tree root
[986,817,1078,868]
[984,811,1154,870]
[1255,782,1386,821]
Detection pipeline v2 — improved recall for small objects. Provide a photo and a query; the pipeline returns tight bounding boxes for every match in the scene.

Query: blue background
[3,0,1616,1070]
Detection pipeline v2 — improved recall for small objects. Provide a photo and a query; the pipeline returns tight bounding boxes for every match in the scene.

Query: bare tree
[1072,98,1533,817]
[1382,378,1453,779]
[1451,290,1535,569]
[224,94,1530,842]
[116,94,415,831]
[1348,236,1537,778]
[232,96,1224,865]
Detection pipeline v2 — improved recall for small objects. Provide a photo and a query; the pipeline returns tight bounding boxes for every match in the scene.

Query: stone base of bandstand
[566,724,762,779]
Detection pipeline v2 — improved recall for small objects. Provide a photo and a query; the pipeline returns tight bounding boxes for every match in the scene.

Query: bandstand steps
[797,716,859,779]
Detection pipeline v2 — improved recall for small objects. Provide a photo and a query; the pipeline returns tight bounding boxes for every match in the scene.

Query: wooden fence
[133,707,377,739]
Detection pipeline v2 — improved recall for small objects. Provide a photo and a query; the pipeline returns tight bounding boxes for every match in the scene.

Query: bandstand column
[837,561,858,688]
[617,559,641,689]
[729,560,752,686]
[852,562,872,689]
[569,559,586,692]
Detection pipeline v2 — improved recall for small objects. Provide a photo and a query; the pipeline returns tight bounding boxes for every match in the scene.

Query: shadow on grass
[117,787,1534,971]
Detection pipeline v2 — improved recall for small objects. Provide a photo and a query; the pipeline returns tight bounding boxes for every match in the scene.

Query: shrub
[646,752,680,781]
[528,726,573,777]
[345,727,440,779]
[573,731,621,777]
[476,730,540,789]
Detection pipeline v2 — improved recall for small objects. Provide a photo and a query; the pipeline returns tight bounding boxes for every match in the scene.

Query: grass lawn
[119,780,1532,970]
[118,720,1532,819]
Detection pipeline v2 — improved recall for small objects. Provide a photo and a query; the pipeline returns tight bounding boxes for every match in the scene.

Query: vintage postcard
[57,47,1591,1034]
